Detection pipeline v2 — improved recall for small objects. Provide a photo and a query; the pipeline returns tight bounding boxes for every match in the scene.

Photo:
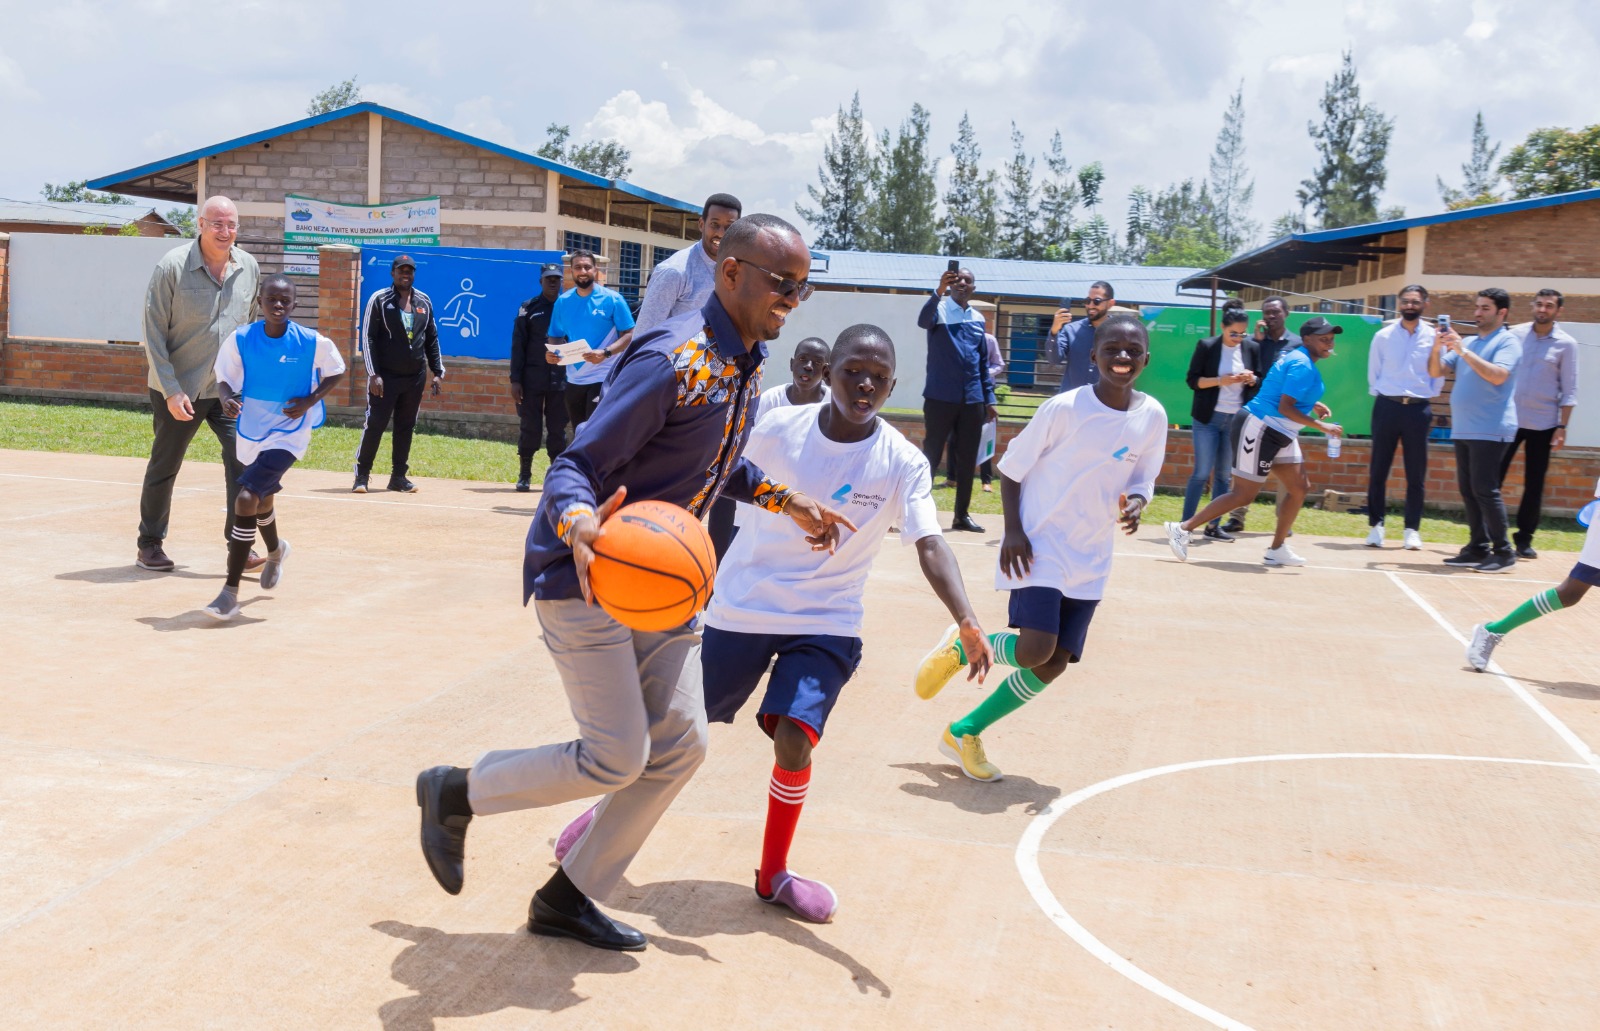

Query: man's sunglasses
[736,259,815,302]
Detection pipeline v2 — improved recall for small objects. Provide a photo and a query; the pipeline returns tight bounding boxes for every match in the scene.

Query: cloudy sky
[1,0,1594,250]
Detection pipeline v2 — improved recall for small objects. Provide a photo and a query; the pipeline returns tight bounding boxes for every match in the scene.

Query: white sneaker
[1164,522,1190,562]
[1403,529,1423,551]
[1366,524,1385,548]
[1466,624,1503,672]
[1263,544,1307,567]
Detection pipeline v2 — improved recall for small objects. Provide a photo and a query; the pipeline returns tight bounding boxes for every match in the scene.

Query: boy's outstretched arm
[915,535,992,683]
[998,473,1032,579]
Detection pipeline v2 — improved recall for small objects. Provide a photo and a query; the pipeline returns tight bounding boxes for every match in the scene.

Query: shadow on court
[891,761,1061,816]
[465,486,540,495]
[371,920,638,1029]
[1520,677,1600,701]
[605,876,892,998]
[135,597,271,631]
[57,565,223,584]
[491,506,538,517]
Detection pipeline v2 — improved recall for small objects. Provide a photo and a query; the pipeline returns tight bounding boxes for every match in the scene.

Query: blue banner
[359,244,566,360]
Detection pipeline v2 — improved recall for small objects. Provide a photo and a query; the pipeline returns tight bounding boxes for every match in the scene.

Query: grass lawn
[2,396,1590,553]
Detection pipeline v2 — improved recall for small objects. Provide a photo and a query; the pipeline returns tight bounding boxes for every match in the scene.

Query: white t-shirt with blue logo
[705,403,942,637]
[995,385,1168,600]
[214,327,346,464]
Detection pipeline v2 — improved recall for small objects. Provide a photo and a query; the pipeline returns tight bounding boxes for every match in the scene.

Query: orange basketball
[588,500,717,631]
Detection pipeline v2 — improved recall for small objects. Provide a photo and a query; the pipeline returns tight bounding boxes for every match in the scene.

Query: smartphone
[1437,314,1451,333]
[946,259,959,274]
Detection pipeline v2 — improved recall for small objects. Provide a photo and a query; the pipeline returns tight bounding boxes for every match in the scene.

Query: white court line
[1383,571,1600,774]
[1014,753,1590,1031]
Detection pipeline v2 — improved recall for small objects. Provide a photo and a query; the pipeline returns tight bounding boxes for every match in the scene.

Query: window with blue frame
[652,246,678,268]
[616,241,642,305]
[563,230,602,257]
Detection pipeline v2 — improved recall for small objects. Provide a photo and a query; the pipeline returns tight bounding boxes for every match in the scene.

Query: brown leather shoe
[244,550,267,571]
[136,545,175,572]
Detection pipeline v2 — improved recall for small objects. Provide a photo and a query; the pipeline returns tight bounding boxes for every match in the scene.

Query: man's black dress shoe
[528,894,647,952]
[950,516,987,533]
[415,766,470,895]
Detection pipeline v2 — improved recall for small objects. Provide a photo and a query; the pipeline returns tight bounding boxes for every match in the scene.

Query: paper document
[546,340,592,366]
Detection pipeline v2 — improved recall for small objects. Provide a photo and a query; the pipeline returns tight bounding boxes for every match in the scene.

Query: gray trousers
[468,598,707,899]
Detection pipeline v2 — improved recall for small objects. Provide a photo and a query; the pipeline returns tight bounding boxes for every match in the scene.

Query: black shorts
[1231,413,1301,483]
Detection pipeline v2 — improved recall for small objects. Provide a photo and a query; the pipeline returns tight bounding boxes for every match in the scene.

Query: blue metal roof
[812,249,1208,306]
[86,102,701,214]
[1185,186,1600,288]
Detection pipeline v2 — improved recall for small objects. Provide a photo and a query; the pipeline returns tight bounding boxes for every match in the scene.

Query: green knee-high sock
[953,630,1020,666]
[1486,588,1564,635]
[951,667,1046,737]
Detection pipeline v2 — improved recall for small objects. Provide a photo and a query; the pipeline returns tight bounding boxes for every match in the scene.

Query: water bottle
[1326,428,1342,459]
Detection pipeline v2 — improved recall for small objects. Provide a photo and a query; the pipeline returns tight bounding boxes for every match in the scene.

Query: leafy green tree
[41,180,127,204]
[307,76,362,116]
[939,111,999,257]
[798,93,875,251]
[1296,51,1394,228]
[1209,82,1257,253]
[1437,112,1503,210]
[1070,162,1112,262]
[1269,209,1307,238]
[1037,130,1079,261]
[1136,180,1230,268]
[1122,186,1153,265]
[995,123,1043,260]
[863,103,939,253]
[164,206,197,238]
[1499,124,1600,198]
[536,123,633,179]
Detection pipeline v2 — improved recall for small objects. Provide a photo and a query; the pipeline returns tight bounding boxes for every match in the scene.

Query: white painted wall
[762,291,934,410]
[1549,322,1600,449]
[8,233,183,342]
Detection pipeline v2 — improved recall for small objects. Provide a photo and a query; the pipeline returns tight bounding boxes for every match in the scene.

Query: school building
[84,102,710,306]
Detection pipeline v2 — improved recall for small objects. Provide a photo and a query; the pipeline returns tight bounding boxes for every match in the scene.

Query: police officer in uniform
[509,263,568,491]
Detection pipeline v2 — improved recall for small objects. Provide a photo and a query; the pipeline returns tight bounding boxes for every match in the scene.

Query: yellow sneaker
[940,726,1003,782]
[914,623,965,699]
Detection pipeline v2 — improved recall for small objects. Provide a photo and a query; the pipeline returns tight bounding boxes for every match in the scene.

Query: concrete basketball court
[4,448,1599,1030]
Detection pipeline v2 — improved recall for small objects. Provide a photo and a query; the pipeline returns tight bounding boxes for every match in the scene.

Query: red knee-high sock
[758,763,810,896]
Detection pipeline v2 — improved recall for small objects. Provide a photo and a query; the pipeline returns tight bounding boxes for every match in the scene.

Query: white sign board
[284,194,440,275]
[8,233,184,342]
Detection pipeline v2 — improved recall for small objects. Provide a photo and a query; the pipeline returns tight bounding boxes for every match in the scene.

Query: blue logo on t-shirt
[831,483,852,502]
[1112,446,1130,460]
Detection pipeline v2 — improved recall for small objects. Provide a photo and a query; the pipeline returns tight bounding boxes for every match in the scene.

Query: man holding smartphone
[919,265,996,533]
[1047,280,1113,394]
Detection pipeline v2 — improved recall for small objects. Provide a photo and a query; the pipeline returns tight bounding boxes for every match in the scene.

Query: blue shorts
[1007,587,1099,663]
[1572,562,1600,587]
[701,627,863,743]
[237,449,298,498]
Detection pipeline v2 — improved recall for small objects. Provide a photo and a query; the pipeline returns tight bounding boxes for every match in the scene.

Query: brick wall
[1428,289,1600,325]
[1,339,150,401]
[208,114,369,204]
[440,224,548,250]
[380,122,547,212]
[1425,200,1600,279]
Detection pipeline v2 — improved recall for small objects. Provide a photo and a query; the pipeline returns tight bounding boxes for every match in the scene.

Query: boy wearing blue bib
[204,275,346,620]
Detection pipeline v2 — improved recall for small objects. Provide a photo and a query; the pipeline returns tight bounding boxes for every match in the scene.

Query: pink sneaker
[756,869,838,923]
[554,804,597,862]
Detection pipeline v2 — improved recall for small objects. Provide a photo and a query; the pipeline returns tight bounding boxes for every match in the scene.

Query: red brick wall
[1425,200,1600,279]
[1,339,149,398]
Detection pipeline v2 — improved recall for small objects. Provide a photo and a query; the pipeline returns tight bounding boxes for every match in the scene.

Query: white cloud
[362,81,435,118]
[450,96,519,149]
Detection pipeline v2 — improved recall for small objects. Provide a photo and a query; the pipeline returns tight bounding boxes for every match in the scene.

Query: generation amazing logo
[830,483,887,511]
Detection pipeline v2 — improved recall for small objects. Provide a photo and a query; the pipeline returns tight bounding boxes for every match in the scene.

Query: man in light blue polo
[548,249,635,430]
[1430,288,1523,573]
[1499,288,1580,559]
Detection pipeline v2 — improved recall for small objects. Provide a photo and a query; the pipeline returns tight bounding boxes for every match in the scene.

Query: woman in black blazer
[1183,307,1265,540]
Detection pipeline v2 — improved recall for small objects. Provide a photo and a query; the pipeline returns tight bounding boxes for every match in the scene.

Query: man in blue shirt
[1499,288,1581,559]
[1431,288,1524,573]
[413,214,855,953]
[1166,317,1343,568]
[919,266,997,533]
[548,249,635,430]
[1364,285,1441,550]
[1047,280,1113,394]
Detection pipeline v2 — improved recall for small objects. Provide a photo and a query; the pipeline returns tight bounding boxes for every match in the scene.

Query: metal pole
[1209,277,1218,333]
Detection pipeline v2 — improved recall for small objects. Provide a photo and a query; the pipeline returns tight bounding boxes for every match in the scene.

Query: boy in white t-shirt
[694,324,992,922]
[1467,483,1600,671]
[914,315,1166,781]
[202,275,346,620]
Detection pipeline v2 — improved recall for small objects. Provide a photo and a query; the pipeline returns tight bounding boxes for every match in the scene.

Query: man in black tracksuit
[354,253,444,493]
[509,263,568,491]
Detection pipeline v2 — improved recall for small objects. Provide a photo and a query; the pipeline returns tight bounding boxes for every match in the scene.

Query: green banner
[1139,307,1385,437]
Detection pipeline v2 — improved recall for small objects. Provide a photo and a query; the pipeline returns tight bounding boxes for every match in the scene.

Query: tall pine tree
[1296,51,1394,229]
[996,123,1043,260]
[1208,82,1257,254]
[940,112,1000,257]
[863,103,940,254]
[797,92,874,251]
[1437,112,1503,210]
[1071,162,1113,263]
[1038,130,1080,261]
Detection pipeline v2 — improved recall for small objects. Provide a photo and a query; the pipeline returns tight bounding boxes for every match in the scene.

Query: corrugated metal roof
[812,249,1208,305]
[0,197,164,227]
[1183,186,1600,289]
[85,102,702,214]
